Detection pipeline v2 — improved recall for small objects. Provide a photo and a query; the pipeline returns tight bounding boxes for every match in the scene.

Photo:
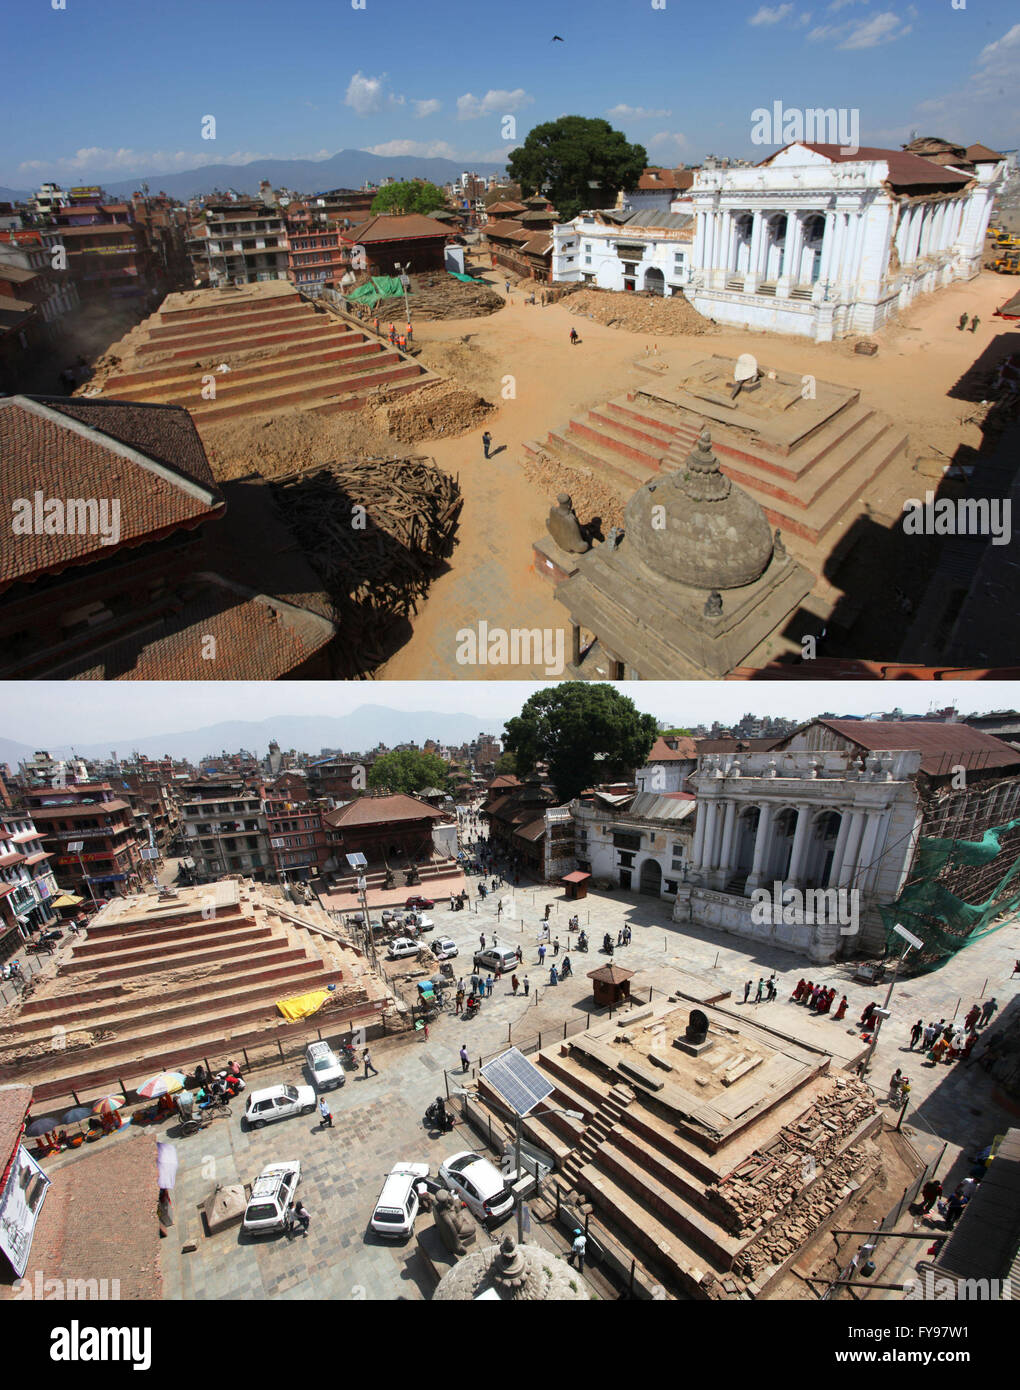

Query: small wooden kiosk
[561,870,591,901]
[587,964,634,1008]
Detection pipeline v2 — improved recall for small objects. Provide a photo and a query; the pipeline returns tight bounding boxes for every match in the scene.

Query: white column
[854,811,884,892]
[785,805,812,887]
[692,799,707,864]
[818,208,838,283]
[780,212,801,281]
[707,208,719,268]
[717,800,738,886]
[693,210,705,269]
[745,803,775,891]
[749,210,765,279]
[835,811,864,888]
[828,809,853,888]
[701,800,719,871]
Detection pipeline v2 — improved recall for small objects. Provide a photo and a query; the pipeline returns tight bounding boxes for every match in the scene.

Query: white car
[432,938,459,960]
[306,1040,345,1091]
[370,1162,431,1240]
[439,1151,515,1224]
[405,913,435,933]
[245,1083,317,1129]
[387,937,421,960]
[243,1161,301,1235]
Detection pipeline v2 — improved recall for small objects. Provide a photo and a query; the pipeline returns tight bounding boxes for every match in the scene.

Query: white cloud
[808,9,911,48]
[413,98,442,119]
[749,4,794,24]
[648,131,689,153]
[607,104,672,120]
[457,89,533,120]
[345,71,387,116]
[894,22,1020,147]
[365,139,459,159]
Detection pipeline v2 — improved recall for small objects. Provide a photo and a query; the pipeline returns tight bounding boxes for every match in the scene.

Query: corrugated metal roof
[807,720,1020,776]
[620,209,693,231]
[628,792,697,822]
[934,1128,1020,1289]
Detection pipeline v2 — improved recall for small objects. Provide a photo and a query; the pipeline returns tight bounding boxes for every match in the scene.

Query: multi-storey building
[52,201,149,301]
[179,779,271,881]
[262,793,329,881]
[188,203,289,287]
[0,810,59,959]
[23,783,143,900]
[0,229,80,329]
[285,214,346,296]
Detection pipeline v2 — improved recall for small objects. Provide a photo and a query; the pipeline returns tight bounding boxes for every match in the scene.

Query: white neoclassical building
[551,208,694,296]
[687,140,1005,340]
[673,746,923,962]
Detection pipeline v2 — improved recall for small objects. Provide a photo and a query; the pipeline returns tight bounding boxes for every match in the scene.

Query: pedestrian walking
[460,1044,469,1072]
[743,980,751,1003]
[292,1200,310,1235]
[511,974,520,995]
[480,933,486,950]
[516,945,523,964]
[922,1021,938,1050]
[553,938,560,956]
[405,320,413,341]
[319,1098,333,1129]
[497,900,503,918]
[964,1004,980,1032]
[523,975,530,996]
[550,964,558,986]
[486,975,494,997]
[505,280,510,294]
[970,315,980,333]
[909,1018,924,1049]
[538,943,546,965]
[958,312,968,331]
[569,326,579,345]
[767,975,777,1002]
[944,1192,967,1228]
[920,1178,942,1213]
[755,978,764,1004]
[482,430,492,460]
[568,1228,587,1272]
[362,1047,378,1078]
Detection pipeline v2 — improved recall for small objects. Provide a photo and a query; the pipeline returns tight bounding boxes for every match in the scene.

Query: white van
[306,1040,345,1091]
[370,1162,430,1240]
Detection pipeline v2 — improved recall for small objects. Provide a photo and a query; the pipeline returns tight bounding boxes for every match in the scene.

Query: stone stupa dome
[433,1235,590,1302]
[624,427,774,590]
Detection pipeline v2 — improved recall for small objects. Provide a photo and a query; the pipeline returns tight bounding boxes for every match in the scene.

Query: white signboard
[0,1145,51,1278]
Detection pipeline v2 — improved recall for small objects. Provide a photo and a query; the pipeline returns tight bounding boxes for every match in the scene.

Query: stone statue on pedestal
[434,1189,476,1257]
[546,493,590,554]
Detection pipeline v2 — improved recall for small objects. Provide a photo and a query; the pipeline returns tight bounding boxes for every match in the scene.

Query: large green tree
[508,116,647,222]
[370,180,447,217]
[367,749,450,795]
[502,683,658,803]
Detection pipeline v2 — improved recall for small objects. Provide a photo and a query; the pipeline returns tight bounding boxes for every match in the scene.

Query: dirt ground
[376,251,1017,678]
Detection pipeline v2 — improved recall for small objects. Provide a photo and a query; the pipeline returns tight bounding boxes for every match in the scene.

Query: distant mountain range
[0,705,505,768]
[0,148,509,205]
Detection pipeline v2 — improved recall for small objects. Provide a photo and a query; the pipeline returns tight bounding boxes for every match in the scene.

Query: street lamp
[67,841,98,909]
[394,260,411,323]
[862,921,922,1075]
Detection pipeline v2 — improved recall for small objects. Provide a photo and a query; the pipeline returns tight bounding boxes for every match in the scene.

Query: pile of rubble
[566,287,714,336]
[376,381,494,441]
[706,1077,878,1236]
[519,445,626,532]
[370,271,503,322]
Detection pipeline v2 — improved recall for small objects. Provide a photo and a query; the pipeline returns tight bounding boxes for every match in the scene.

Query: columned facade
[673,748,923,962]
[688,143,1004,341]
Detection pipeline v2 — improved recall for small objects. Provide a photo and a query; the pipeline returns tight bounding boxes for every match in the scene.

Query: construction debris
[566,287,715,336]
[376,381,494,442]
[269,458,462,675]
[362,271,503,322]
[519,445,626,531]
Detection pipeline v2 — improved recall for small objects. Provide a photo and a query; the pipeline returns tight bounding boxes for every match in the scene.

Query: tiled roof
[343,214,450,243]
[965,143,1003,163]
[621,209,694,232]
[53,224,137,237]
[0,265,44,283]
[58,579,335,682]
[521,233,552,255]
[648,734,697,760]
[761,143,973,191]
[513,816,547,842]
[485,201,527,215]
[0,396,224,587]
[484,221,530,242]
[637,168,694,191]
[323,793,443,828]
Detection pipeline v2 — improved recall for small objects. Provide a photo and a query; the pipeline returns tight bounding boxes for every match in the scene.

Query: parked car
[245,1083,316,1129]
[405,895,435,910]
[243,1161,301,1235]
[432,938,459,960]
[439,1151,515,1224]
[388,936,423,960]
[370,1162,431,1240]
[405,913,435,932]
[306,1040,345,1091]
[473,945,519,975]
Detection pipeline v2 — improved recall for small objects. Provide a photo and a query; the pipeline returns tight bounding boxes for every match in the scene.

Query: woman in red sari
[833,995,848,1021]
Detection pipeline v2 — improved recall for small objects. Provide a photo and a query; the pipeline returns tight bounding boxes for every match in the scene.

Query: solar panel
[481,1047,553,1117]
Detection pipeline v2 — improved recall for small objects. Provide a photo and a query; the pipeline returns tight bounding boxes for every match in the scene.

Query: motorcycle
[339,1042,358,1069]
[602,936,614,956]
[576,935,588,953]
[423,1099,454,1133]
[560,959,572,979]
[464,996,481,1019]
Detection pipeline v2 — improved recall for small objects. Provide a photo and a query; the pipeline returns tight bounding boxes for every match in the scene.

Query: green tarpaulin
[345,275,407,307]
[448,271,479,284]
[879,817,1020,970]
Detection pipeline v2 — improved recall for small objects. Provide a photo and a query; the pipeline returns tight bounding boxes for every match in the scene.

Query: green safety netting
[447,271,479,284]
[879,817,1020,970]
[345,275,407,307]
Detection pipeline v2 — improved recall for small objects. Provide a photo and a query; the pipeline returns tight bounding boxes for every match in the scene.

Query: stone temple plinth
[554,429,813,678]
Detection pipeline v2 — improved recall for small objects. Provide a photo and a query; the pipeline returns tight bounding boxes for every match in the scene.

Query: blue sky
[5,0,1018,188]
